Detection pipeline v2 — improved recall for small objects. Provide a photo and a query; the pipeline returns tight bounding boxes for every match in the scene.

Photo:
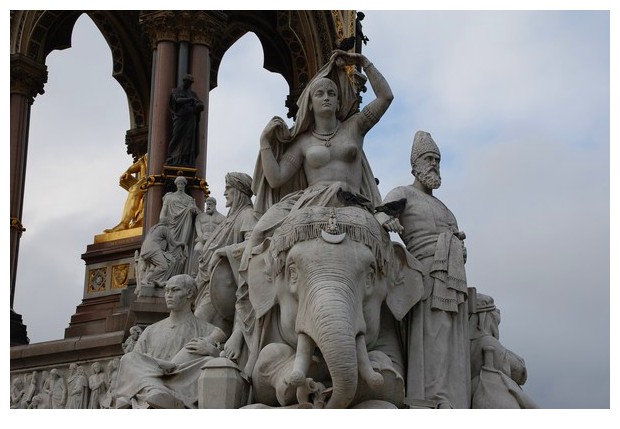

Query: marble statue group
[13,49,536,410]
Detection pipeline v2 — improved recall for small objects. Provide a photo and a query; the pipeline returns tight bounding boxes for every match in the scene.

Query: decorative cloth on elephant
[268,206,392,279]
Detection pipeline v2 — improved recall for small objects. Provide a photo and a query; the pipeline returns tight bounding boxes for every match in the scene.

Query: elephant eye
[288,264,298,282]
[366,264,376,285]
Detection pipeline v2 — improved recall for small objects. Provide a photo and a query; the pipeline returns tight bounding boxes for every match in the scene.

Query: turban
[410,130,440,165]
[225,172,253,196]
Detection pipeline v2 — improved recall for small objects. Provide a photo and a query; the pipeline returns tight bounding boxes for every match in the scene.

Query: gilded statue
[105,154,148,233]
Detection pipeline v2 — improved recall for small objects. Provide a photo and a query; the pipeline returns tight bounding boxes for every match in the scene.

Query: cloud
[11,10,611,409]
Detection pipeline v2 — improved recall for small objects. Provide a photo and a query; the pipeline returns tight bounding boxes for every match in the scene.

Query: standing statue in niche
[160,175,200,275]
[469,293,538,408]
[22,370,39,408]
[104,154,148,233]
[190,196,225,276]
[66,364,89,409]
[165,74,204,167]
[135,217,187,294]
[377,131,470,408]
[194,172,257,361]
[39,370,53,406]
[88,362,107,409]
[114,274,227,409]
[48,368,67,409]
[101,358,120,409]
[355,12,369,55]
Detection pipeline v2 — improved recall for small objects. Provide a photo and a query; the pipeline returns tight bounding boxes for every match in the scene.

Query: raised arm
[332,50,394,135]
[259,117,303,189]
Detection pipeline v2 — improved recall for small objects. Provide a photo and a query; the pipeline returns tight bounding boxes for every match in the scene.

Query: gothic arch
[10,10,151,129]
[210,10,350,118]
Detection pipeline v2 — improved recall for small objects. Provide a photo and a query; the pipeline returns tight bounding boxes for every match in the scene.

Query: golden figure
[105,154,148,233]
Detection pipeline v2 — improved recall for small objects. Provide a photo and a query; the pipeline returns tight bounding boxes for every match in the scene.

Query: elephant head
[248,206,424,408]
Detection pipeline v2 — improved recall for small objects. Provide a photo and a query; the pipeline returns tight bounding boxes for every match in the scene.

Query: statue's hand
[180,244,188,257]
[207,250,224,272]
[184,338,219,356]
[222,330,243,361]
[157,361,177,373]
[260,117,284,146]
[454,230,466,241]
[382,217,404,234]
[331,49,366,68]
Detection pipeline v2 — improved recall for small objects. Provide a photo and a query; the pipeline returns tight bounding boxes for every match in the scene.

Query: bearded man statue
[376,130,470,409]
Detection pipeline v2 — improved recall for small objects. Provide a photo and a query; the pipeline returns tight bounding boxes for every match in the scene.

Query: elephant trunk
[302,279,359,409]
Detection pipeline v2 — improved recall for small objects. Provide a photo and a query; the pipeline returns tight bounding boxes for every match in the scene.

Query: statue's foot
[104,223,127,233]
[145,390,184,409]
[157,360,177,372]
[115,397,131,409]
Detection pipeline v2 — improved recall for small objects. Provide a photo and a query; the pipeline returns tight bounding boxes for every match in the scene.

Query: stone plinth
[198,358,250,409]
[10,331,124,371]
[64,233,141,339]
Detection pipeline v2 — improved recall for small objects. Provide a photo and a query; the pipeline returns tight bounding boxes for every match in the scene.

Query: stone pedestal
[64,231,141,339]
[198,358,250,409]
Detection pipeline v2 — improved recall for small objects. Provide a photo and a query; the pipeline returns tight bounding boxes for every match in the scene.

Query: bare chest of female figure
[300,126,363,191]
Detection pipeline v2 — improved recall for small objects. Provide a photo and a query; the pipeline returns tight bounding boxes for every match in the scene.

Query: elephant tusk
[321,229,346,244]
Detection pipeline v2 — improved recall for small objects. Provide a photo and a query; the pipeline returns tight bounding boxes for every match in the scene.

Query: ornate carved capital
[10,54,47,102]
[140,11,227,48]
[188,11,227,47]
[140,11,178,47]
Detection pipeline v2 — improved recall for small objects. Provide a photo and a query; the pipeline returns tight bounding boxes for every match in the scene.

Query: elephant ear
[386,242,425,321]
[248,237,278,319]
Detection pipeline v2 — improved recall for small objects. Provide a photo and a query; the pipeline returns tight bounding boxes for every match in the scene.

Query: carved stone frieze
[10,358,122,409]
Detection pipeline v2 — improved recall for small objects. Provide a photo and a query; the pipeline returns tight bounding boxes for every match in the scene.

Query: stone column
[140,11,227,230]
[10,54,47,345]
[140,12,178,232]
[188,12,226,208]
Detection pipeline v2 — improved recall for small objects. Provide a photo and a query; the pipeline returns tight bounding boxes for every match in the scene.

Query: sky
[6,2,615,413]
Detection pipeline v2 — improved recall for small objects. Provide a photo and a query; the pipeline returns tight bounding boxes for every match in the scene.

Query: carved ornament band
[140,11,227,48]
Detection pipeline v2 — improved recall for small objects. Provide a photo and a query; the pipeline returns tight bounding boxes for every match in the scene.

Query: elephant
[245,206,425,409]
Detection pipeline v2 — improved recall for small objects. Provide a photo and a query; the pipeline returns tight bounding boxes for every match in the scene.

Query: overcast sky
[7,3,614,412]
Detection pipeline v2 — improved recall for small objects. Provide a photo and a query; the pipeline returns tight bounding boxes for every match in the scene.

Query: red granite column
[10,54,47,345]
[189,42,210,208]
[141,14,178,232]
[188,12,226,207]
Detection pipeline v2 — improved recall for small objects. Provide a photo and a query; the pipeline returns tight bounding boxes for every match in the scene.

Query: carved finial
[326,208,339,234]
